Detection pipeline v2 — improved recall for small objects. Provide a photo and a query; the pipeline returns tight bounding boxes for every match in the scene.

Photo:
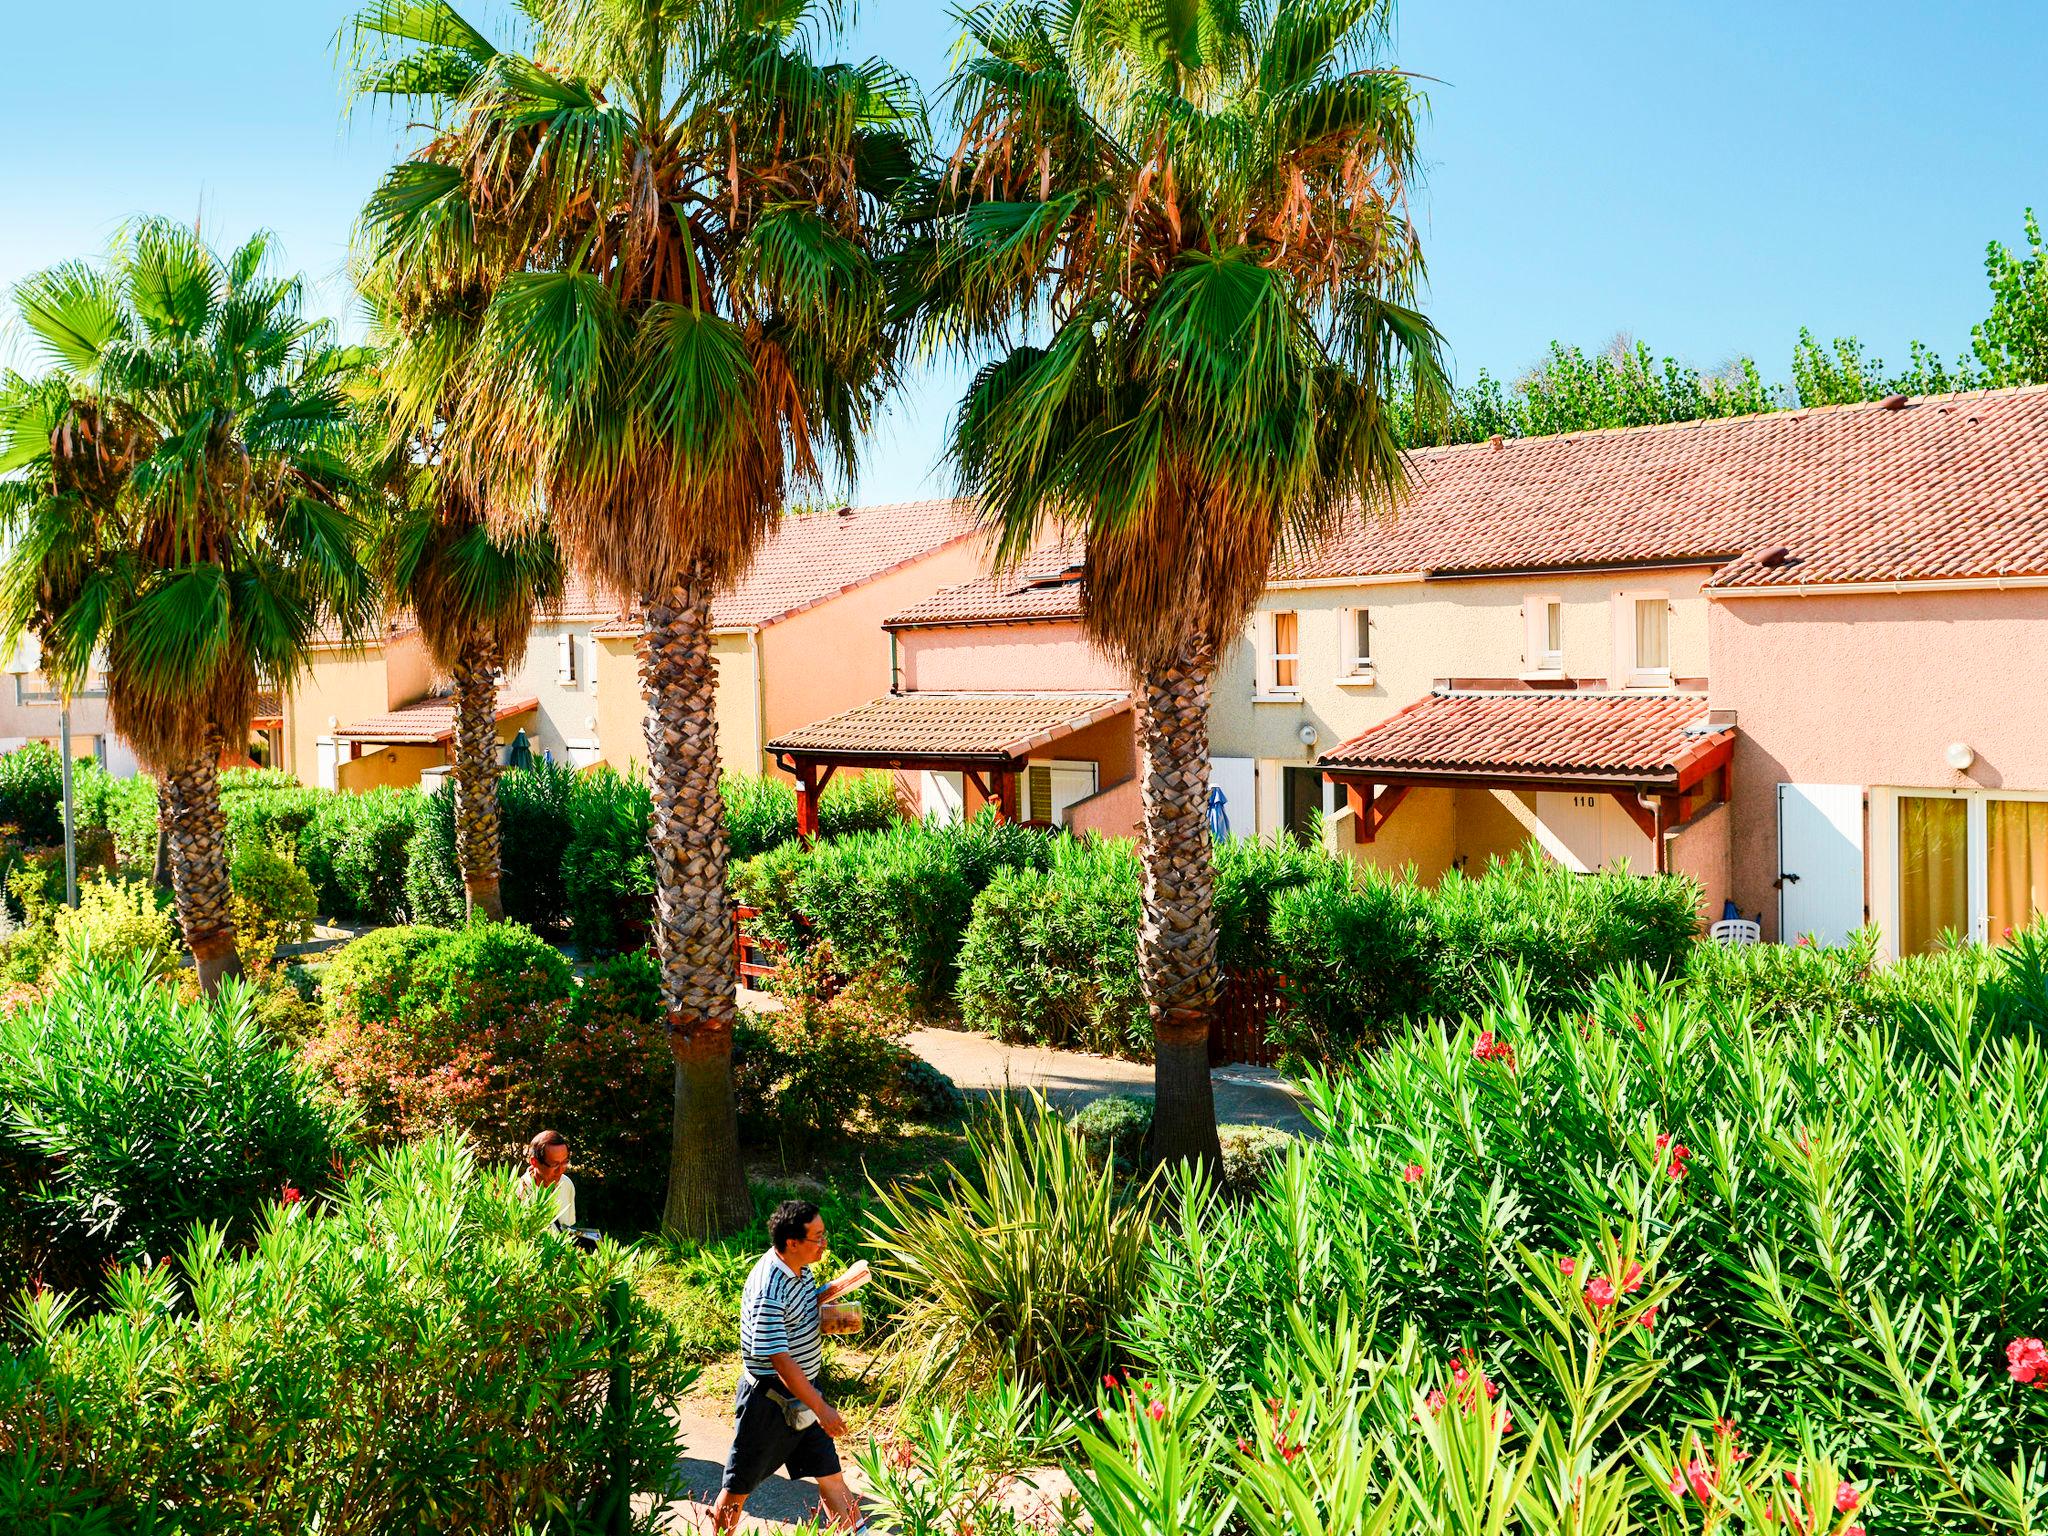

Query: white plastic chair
[1709,918,1761,947]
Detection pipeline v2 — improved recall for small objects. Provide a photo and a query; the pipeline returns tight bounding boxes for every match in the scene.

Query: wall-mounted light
[584,715,597,732]
[1945,741,1976,771]
[1296,722,1320,748]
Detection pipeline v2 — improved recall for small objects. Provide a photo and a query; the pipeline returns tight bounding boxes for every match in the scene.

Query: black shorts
[719,1372,841,1497]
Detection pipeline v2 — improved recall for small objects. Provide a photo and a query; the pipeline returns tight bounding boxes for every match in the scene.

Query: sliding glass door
[1893,791,2048,954]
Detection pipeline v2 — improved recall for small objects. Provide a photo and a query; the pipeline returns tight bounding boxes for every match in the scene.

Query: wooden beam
[795,767,821,842]
[1344,780,1411,844]
[994,767,1022,823]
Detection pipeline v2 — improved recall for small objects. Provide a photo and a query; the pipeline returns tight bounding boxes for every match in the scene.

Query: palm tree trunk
[641,565,752,1239]
[1136,637,1225,1174]
[161,744,241,994]
[450,635,506,924]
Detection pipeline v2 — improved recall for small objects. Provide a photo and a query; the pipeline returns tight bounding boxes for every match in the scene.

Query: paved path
[653,1401,877,1531]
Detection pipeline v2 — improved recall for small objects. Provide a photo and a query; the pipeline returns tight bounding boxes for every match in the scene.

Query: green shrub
[565,765,654,954]
[865,1094,1154,1398]
[733,962,916,1155]
[305,927,668,1217]
[1125,958,2048,1533]
[0,1135,693,1532]
[72,761,159,868]
[0,743,65,845]
[737,812,1055,1018]
[890,1056,968,1125]
[400,779,467,927]
[299,787,424,925]
[0,955,350,1293]
[1267,851,1703,1060]
[958,841,1146,1053]
[230,840,317,961]
[1069,1092,1152,1171]
[1678,923,1993,1029]
[1215,1122,1291,1198]
[724,771,801,863]
[51,876,180,981]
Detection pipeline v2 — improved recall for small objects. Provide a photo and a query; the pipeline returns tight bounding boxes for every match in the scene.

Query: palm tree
[349,0,915,1235]
[903,0,1448,1168]
[354,290,565,924]
[0,220,374,991]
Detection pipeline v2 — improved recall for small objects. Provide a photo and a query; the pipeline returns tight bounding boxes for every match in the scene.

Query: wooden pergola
[767,691,1132,839]
[1319,690,1736,874]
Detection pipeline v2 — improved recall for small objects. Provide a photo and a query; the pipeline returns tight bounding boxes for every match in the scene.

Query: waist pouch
[762,1383,818,1430]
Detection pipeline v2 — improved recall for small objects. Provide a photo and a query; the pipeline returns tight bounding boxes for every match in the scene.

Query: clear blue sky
[5,1,2042,505]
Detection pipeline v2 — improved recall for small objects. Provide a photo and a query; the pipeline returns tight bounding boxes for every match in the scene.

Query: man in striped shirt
[712,1200,861,1530]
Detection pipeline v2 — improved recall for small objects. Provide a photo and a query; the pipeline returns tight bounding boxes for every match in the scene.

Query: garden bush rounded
[0,954,351,1294]
[0,742,66,845]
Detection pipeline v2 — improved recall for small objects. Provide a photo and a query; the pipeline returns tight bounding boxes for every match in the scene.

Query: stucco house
[766,541,1153,836]
[283,500,983,790]
[0,638,144,778]
[591,499,986,779]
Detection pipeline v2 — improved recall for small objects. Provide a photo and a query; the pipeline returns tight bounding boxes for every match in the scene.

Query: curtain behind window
[1898,795,1968,955]
[1988,799,2048,946]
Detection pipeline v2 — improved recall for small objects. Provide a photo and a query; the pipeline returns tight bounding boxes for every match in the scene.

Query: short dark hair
[528,1129,568,1162]
[769,1200,821,1252]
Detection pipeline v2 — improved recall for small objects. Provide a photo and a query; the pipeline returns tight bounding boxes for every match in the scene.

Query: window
[1525,596,1564,674]
[1633,598,1669,675]
[1347,608,1374,672]
[1898,795,1968,955]
[1270,610,1300,692]
[556,633,580,685]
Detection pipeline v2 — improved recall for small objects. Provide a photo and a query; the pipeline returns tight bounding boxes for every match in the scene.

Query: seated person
[517,1128,577,1232]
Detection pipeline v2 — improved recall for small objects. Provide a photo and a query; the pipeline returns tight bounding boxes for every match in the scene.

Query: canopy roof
[769,691,1129,769]
[1320,690,1732,792]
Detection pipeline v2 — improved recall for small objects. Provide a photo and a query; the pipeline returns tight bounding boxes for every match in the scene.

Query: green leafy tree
[903,0,1447,1167]
[0,222,373,990]
[1971,207,2048,386]
[349,0,916,1235]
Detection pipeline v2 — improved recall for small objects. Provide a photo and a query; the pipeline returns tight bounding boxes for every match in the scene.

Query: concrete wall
[897,620,1129,693]
[500,618,606,765]
[0,678,141,777]
[1210,568,1716,782]
[1066,775,1140,838]
[1711,586,2048,939]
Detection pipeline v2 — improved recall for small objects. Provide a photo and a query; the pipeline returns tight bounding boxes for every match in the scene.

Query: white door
[1534,791,1653,874]
[919,770,965,826]
[315,737,338,791]
[1778,783,1864,944]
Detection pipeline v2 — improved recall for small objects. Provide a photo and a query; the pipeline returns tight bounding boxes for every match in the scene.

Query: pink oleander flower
[1835,1484,1860,1514]
[1655,1132,1672,1152]
[1671,1458,1717,1503]
[1585,1276,1616,1308]
[1638,1304,1659,1329]
[1237,1437,1253,1455]
[1103,1373,1121,1391]
[1472,1031,1518,1067]
[1145,1400,1166,1421]
[1403,1163,1424,1184]
[280,1186,302,1205]
[1621,1261,1645,1292]
[1559,1256,1576,1276]
[1668,1144,1692,1179]
[2008,1336,2048,1386]
[1423,1388,1446,1413]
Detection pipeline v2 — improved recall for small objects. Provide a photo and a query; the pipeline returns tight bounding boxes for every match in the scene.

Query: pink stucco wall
[1709,587,2048,937]
[1066,774,1141,838]
[896,620,1129,692]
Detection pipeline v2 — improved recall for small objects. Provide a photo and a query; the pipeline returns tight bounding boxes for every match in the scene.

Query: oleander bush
[1676,921,1998,1028]
[0,1135,693,1534]
[73,758,159,868]
[1122,954,2048,1533]
[0,955,350,1295]
[564,765,654,953]
[860,1278,1891,1536]
[1266,850,1700,1060]
[725,769,904,862]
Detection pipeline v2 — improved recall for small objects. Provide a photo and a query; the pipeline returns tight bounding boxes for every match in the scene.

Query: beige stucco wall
[1210,568,1716,772]
[1332,784,1536,885]
[589,628,763,780]
[897,620,1129,694]
[0,680,141,777]
[281,633,436,784]
[1666,800,1732,926]
[500,618,607,764]
[337,743,444,792]
[1710,586,2048,939]
[1066,775,1140,838]
[593,635,645,770]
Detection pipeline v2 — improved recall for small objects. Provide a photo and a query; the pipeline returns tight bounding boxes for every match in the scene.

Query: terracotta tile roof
[1279,383,2048,589]
[251,690,283,727]
[334,689,538,746]
[768,691,1129,764]
[1320,690,1731,787]
[886,539,1088,628]
[548,572,634,624]
[308,609,418,650]
[590,499,982,636]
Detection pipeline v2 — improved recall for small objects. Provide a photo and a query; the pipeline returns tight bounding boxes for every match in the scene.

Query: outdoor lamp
[1946,741,1976,771]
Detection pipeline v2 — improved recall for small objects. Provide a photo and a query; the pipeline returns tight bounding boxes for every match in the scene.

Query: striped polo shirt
[739,1247,826,1382]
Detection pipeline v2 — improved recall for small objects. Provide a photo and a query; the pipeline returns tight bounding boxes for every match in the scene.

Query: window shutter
[557,633,575,683]
[1028,766,1053,823]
